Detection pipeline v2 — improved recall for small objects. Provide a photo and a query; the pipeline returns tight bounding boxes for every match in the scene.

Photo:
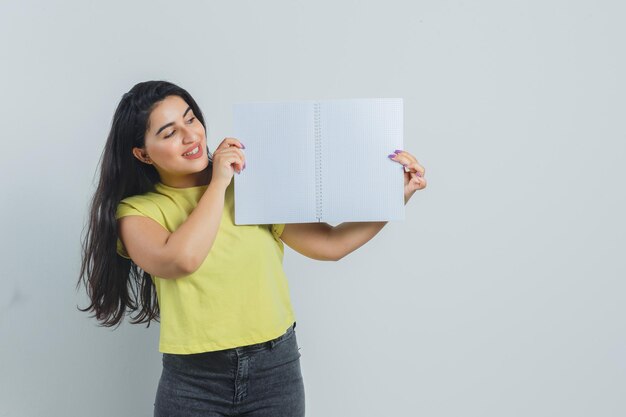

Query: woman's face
[133,95,209,187]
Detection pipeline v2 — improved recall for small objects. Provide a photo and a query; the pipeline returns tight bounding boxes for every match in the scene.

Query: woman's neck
[160,166,212,189]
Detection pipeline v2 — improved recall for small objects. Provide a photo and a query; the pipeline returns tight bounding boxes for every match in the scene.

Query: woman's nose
[181,127,198,143]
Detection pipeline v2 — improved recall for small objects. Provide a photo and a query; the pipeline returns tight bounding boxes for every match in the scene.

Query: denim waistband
[234,321,296,354]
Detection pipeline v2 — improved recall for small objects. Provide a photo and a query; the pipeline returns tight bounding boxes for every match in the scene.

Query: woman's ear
[132,147,152,164]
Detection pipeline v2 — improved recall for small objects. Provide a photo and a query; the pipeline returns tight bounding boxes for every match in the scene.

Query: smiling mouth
[182,145,201,156]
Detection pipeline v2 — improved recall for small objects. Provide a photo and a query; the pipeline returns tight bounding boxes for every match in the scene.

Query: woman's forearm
[328,221,388,260]
[165,179,229,274]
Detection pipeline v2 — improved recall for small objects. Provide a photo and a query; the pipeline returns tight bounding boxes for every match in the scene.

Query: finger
[405,178,420,193]
[389,152,414,167]
[216,137,246,152]
[406,161,425,177]
[411,174,427,189]
[229,153,245,171]
[391,155,425,176]
[397,157,425,176]
[224,155,245,173]
[392,150,424,174]
[215,146,246,165]
[393,149,418,164]
[388,152,406,166]
[214,148,245,171]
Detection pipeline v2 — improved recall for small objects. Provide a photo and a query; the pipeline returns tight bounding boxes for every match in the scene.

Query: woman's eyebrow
[155,106,192,135]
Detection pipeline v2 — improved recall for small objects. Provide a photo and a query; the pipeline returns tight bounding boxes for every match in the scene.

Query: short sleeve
[116,238,131,259]
[115,198,164,259]
[271,224,285,241]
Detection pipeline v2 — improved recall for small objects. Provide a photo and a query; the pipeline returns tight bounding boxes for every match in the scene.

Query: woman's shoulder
[116,189,167,220]
[119,184,173,206]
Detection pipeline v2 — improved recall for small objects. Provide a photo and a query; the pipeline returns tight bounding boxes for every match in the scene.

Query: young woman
[77,80,426,417]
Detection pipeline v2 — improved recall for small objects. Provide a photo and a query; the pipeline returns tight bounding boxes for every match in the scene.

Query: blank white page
[320,99,405,223]
[233,101,317,225]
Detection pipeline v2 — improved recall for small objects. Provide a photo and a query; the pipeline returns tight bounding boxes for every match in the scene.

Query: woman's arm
[166,179,229,273]
[280,149,427,262]
[328,221,388,260]
[280,221,387,261]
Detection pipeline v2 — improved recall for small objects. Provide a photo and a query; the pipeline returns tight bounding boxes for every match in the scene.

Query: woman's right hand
[210,137,246,188]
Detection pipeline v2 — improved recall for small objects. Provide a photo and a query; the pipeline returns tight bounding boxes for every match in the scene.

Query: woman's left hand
[388,149,427,203]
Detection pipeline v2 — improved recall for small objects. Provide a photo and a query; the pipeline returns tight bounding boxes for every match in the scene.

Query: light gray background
[1,1,624,416]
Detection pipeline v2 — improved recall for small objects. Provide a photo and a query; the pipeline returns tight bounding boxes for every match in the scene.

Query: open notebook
[232,98,405,225]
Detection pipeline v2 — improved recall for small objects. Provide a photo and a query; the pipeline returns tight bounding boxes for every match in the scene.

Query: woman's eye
[164,118,194,138]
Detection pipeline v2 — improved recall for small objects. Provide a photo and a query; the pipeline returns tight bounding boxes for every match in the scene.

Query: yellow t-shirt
[115,180,296,354]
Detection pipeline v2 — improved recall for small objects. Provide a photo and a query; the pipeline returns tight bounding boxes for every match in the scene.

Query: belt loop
[269,339,275,350]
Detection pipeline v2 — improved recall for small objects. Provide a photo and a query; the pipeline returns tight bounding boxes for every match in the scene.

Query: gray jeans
[154,322,304,417]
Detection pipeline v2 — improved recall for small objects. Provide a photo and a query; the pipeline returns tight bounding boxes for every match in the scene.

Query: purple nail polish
[388,154,396,159]
[394,149,402,154]
[241,143,246,149]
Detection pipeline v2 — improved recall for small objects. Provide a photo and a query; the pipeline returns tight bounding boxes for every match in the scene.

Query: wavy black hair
[77,80,213,328]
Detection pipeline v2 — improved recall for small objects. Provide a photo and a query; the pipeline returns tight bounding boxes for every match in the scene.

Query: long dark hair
[77,80,213,328]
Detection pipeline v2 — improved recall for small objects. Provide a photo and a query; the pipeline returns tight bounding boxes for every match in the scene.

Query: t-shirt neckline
[156,182,209,191]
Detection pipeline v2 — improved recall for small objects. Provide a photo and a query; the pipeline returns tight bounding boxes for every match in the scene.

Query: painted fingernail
[394,149,403,154]
[388,154,396,159]
[243,163,246,169]
[417,172,422,177]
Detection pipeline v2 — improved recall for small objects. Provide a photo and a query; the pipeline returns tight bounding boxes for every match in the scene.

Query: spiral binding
[314,101,322,222]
